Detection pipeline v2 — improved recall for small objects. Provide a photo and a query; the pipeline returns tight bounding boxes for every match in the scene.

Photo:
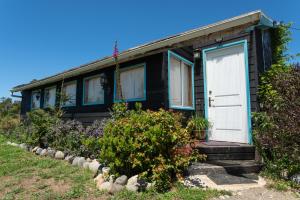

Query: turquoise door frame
[202,40,252,144]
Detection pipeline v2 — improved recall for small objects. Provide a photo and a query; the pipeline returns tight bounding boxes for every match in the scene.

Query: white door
[204,43,249,143]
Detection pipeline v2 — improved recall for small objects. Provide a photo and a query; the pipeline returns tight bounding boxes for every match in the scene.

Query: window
[168,51,194,109]
[83,75,104,105]
[62,81,77,107]
[31,90,41,109]
[114,64,146,102]
[44,86,56,108]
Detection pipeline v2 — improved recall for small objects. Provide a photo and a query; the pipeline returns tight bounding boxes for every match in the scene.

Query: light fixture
[215,37,223,43]
[194,50,200,59]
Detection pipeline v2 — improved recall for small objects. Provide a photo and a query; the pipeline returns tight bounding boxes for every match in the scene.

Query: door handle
[209,97,214,107]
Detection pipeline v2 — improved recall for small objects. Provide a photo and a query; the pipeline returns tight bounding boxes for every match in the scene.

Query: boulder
[94,174,105,187]
[47,149,56,158]
[32,146,39,152]
[98,181,111,191]
[102,167,110,179]
[86,158,92,162]
[126,184,139,192]
[115,175,128,186]
[36,147,43,155]
[55,151,65,159]
[126,175,139,192]
[109,183,124,194]
[40,149,48,156]
[83,161,90,169]
[72,157,85,167]
[19,143,28,150]
[65,155,75,163]
[290,173,300,184]
[6,141,12,145]
[10,142,19,147]
[127,175,138,186]
[89,160,100,173]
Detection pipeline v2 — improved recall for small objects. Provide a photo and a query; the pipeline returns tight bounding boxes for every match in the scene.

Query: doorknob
[209,97,214,107]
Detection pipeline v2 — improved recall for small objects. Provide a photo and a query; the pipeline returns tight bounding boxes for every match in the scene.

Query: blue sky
[0,0,299,98]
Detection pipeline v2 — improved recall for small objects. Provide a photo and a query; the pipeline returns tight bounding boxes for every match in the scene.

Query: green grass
[0,134,226,200]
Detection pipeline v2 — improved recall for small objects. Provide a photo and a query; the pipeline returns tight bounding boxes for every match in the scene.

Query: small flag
[113,40,119,58]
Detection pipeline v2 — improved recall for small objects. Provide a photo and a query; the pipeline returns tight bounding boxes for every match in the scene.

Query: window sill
[169,105,195,110]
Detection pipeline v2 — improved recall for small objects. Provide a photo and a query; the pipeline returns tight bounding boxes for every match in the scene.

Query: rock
[72,157,85,167]
[115,175,128,186]
[146,182,154,191]
[55,151,65,159]
[10,142,19,147]
[36,147,43,155]
[32,146,39,152]
[290,173,300,184]
[94,174,105,185]
[83,161,90,169]
[126,184,139,192]
[127,175,138,186]
[86,158,92,162]
[109,183,124,194]
[40,149,48,156]
[102,167,110,179]
[64,155,75,163]
[19,143,28,150]
[6,141,12,145]
[183,175,206,188]
[47,149,56,158]
[98,181,111,191]
[89,160,100,173]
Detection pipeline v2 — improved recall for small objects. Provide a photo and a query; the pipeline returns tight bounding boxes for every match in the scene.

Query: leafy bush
[82,120,107,158]
[49,120,85,154]
[0,98,21,136]
[253,24,300,179]
[99,103,199,192]
[25,109,60,147]
[253,66,300,177]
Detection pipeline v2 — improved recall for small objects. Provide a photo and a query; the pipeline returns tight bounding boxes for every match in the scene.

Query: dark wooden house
[12,10,274,145]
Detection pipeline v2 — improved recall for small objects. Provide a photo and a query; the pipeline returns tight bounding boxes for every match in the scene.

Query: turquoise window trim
[82,74,105,106]
[113,63,147,103]
[168,50,195,110]
[202,39,252,144]
[30,89,41,110]
[43,85,57,108]
[61,80,77,108]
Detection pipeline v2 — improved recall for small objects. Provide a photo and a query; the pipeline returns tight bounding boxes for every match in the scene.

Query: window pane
[44,87,56,108]
[84,76,104,104]
[170,57,182,106]
[31,91,41,109]
[62,82,76,106]
[182,63,192,107]
[117,65,145,100]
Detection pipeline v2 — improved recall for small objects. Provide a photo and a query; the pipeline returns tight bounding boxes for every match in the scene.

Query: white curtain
[170,57,182,106]
[182,63,192,107]
[170,55,193,107]
[63,83,76,106]
[119,66,144,100]
[85,76,104,103]
[31,91,41,109]
[45,87,56,107]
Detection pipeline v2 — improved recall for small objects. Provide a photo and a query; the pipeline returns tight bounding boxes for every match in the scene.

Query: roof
[12,10,273,92]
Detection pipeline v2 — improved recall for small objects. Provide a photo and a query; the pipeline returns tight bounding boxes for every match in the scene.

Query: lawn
[0,135,227,200]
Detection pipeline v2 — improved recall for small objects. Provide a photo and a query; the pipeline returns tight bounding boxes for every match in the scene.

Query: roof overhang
[12,10,273,92]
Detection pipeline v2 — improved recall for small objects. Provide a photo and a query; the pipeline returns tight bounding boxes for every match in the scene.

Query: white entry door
[204,43,249,143]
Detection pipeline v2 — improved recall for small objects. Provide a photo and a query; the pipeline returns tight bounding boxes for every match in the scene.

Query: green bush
[25,109,60,147]
[99,103,198,192]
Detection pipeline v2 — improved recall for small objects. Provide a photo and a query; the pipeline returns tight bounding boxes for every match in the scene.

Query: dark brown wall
[21,53,165,118]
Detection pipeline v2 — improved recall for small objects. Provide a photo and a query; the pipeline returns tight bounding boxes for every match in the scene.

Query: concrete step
[186,160,262,176]
[196,145,255,160]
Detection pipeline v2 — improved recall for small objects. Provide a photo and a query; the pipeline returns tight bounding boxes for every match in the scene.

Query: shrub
[82,120,107,158]
[253,66,300,177]
[25,109,60,147]
[99,103,198,192]
[49,119,86,154]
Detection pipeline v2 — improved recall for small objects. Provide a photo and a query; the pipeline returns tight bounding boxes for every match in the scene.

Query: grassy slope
[0,135,227,200]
